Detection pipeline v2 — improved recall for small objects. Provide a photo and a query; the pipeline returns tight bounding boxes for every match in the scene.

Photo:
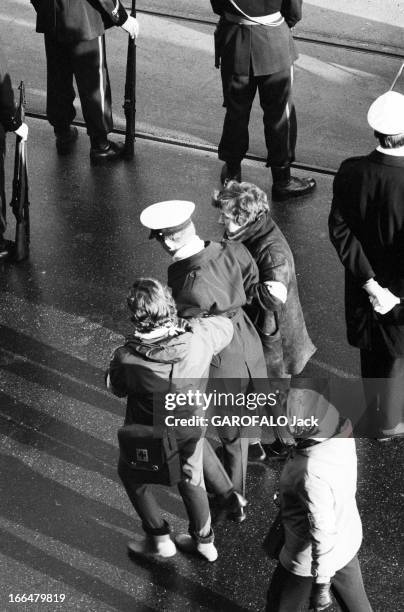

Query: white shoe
[127,534,176,558]
[377,422,404,442]
[175,534,218,562]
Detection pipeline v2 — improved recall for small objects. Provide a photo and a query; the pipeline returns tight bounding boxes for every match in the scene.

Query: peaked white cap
[140,200,195,232]
[367,91,404,134]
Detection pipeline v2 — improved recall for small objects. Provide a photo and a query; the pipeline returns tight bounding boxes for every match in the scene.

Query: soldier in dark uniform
[211,0,316,201]
[0,44,28,258]
[329,91,404,441]
[140,200,270,519]
[30,1,139,163]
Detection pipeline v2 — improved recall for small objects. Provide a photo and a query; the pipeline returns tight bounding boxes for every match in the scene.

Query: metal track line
[26,111,337,177]
[132,8,404,61]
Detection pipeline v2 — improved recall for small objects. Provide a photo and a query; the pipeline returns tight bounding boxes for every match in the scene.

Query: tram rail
[26,111,337,177]
[131,7,404,61]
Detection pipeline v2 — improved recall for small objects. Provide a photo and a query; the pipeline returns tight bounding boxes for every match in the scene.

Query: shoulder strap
[227,0,267,24]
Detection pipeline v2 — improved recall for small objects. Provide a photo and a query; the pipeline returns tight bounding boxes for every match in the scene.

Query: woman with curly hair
[212,181,316,457]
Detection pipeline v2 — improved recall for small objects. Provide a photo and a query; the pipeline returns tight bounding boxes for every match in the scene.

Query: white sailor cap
[367,91,404,134]
[140,200,195,239]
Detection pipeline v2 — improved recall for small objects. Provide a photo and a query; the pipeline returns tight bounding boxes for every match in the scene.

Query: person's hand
[369,288,400,315]
[264,281,287,304]
[14,122,28,141]
[363,278,385,300]
[121,15,139,38]
[309,582,332,611]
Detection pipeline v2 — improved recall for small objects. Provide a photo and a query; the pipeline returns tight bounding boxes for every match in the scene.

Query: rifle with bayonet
[10,81,29,261]
[123,0,136,159]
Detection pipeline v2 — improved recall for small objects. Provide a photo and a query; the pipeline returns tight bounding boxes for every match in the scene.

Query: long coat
[329,150,404,356]
[226,214,316,376]
[0,45,21,236]
[212,0,300,76]
[167,241,267,384]
[31,0,128,42]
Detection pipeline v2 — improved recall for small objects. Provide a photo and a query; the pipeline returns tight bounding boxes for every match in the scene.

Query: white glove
[264,281,287,304]
[121,15,139,38]
[14,122,28,141]
[363,278,384,299]
[369,288,400,315]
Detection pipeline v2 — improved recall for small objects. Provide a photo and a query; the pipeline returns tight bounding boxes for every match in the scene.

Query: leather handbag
[262,510,285,560]
[118,423,182,486]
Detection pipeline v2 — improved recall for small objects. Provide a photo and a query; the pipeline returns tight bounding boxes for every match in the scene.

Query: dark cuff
[142,519,171,536]
[189,527,215,544]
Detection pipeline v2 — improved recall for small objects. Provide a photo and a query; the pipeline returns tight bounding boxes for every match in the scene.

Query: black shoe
[90,141,124,164]
[262,440,292,459]
[272,176,316,202]
[211,491,247,524]
[55,126,79,155]
[220,162,242,186]
[248,441,267,462]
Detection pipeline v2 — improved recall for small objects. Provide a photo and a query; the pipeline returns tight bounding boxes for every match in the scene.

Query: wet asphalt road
[1,1,404,610]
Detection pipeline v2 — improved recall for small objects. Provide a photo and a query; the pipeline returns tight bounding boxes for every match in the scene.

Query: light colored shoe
[175,534,218,562]
[377,422,404,442]
[127,534,176,558]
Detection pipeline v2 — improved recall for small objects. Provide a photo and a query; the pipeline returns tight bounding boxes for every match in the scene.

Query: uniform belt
[223,11,284,26]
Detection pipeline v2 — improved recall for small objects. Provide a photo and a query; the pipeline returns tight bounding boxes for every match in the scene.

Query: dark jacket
[108,317,233,427]
[31,0,128,43]
[226,214,316,376]
[1,44,22,236]
[167,241,268,383]
[0,47,21,134]
[212,0,300,75]
[329,150,404,355]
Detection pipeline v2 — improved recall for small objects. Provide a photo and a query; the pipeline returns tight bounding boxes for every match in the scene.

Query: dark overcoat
[31,0,128,42]
[226,214,316,376]
[0,46,21,236]
[329,151,404,356]
[212,0,300,76]
[167,241,267,383]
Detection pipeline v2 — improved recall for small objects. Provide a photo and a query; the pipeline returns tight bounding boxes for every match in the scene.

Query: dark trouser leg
[71,35,113,143]
[44,34,76,132]
[266,563,312,612]
[331,555,373,612]
[360,349,404,431]
[0,135,6,239]
[118,458,169,534]
[257,67,296,169]
[218,69,257,166]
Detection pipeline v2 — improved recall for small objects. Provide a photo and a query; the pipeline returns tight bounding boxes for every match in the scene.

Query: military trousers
[0,130,6,238]
[360,348,404,432]
[219,66,297,168]
[44,33,113,142]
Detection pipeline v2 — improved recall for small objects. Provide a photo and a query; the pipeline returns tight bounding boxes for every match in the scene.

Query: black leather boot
[90,139,124,164]
[220,162,242,186]
[271,166,316,201]
[55,126,79,155]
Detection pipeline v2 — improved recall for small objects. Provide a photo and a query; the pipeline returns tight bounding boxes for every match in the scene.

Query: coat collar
[368,149,404,168]
[225,213,276,246]
[168,241,221,280]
